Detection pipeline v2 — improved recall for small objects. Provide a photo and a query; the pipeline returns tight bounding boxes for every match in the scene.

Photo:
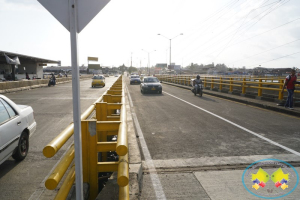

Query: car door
[0,98,22,163]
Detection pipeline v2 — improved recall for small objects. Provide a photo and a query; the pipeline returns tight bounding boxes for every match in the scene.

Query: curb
[162,81,300,117]
[126,86,142,200]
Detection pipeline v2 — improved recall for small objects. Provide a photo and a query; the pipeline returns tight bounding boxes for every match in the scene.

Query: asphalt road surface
[125,76,300,200]
[0,76,119,200]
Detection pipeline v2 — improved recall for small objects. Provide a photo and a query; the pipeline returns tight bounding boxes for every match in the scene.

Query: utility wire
[176,0,244,54]
[248,51,300,68]
[183,0,292,62]
[214,0,289,58]
[229,38,300,64]
[180,0,280,61]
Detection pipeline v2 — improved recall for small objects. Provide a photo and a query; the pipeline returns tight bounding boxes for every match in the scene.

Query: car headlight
[143,84,148,87]
[158,85,162,88]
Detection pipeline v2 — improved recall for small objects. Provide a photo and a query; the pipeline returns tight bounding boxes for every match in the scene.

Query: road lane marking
[126,85,166,200]
[163,91,300,157]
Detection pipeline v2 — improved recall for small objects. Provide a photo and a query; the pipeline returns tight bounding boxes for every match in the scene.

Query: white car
[0,95,37,165]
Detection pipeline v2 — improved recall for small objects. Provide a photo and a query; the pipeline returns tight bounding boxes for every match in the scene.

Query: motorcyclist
[51,73,56,85]
[193,75,202,90]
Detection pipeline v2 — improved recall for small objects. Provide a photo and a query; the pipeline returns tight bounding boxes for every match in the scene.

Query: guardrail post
[278,79,284,100]
[103,94,112,103]
[81,120,98,200]
[242,78,246,95]
[96,103,108,161]
[219,77,223,91]
[210,77,214,90]
[229,78,233,93]
[258,79,262,97]
[204,77,207,88]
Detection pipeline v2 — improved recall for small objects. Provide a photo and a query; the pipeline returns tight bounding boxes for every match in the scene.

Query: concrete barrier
[0,75,93,94]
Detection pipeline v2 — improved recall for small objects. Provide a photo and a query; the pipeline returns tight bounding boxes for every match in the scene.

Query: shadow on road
[196,96,217,102]
[0,159,22,179]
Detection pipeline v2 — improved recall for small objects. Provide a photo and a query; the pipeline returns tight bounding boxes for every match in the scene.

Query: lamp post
[157,33,183,69]
[142,49,156,75]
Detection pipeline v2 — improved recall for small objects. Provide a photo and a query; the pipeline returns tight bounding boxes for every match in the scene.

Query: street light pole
[142,49,156,76]
[158,33,183,69]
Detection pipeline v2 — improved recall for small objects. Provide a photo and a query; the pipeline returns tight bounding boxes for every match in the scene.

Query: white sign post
[37,0,110,199]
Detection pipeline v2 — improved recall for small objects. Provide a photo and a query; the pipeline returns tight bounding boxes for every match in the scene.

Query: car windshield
[131,76,139,78]
[93,76,104,79]
[144,78,159,83]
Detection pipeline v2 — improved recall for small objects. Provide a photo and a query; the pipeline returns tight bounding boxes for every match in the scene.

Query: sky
[0,0,299,69]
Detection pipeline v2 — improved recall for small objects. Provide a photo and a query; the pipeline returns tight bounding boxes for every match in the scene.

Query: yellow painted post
[81,121,89,183]
[278,79,284,100]
[103,94,112,103]
[258,79,262,97]
[242,78,246,94]
[96,103,108,161]
[204,77,207,88]
[219,77,223,91]
[81,120,98,200]
[211,77,214,90]
[96,102,108,121]
[229,78,233,92]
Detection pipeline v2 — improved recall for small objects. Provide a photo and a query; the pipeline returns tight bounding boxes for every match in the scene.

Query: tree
[128,66,137,74]
[118,64,127,74]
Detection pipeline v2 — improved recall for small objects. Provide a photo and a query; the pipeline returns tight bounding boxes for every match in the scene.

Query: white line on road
[163,91,300,157]
[126,86,166,200]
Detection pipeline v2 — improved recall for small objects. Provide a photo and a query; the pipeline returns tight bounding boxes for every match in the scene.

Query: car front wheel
[12,131,29,161]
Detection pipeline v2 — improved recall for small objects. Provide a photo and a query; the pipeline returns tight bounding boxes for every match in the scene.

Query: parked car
[130,75,141,85]
[0,95,37,165]
[91,75,105,87]
[140,76,162,94]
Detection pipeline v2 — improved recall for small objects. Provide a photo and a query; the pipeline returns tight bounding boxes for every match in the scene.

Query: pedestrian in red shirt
[281,69,297,109]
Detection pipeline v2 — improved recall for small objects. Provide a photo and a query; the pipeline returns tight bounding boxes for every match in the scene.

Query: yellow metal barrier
[43,76,129,200]
[156,75,299,100]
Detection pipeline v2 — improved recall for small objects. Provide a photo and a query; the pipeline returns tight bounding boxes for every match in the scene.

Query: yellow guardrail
[43,76,129,200]
[156,75,299,100]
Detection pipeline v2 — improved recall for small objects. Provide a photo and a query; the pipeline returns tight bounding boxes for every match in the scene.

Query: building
[0,50,60,80]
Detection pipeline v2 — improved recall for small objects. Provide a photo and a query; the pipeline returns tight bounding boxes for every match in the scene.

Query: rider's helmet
[196,75,200,79]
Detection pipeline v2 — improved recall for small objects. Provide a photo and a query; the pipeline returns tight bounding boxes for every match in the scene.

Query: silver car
[0,95,37,165]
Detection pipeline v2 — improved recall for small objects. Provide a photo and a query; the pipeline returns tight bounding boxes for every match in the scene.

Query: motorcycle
[48,78,56,87]
[192,83,203,97]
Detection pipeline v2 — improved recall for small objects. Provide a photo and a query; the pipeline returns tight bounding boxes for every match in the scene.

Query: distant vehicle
[140,76,162,94]
[91,75,105,87]
[0,95,37,165]
[130,75,141,85]
[104,74,109,77]
[114,74,119,77]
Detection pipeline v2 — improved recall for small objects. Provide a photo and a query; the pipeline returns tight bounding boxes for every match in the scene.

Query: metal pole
[69,0,83,199]
[148,53,150,75]
[169,39,171,69]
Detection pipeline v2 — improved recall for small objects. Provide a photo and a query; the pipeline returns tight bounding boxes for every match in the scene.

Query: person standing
[26,72,30,80]
[281,69,297,109]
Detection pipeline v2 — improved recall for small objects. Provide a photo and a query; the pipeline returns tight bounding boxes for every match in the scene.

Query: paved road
[0,76,118,200]
[125,76,300,200]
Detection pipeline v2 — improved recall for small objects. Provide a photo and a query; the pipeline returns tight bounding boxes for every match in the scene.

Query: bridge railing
[43,76,129,200]
[156,75,299,100]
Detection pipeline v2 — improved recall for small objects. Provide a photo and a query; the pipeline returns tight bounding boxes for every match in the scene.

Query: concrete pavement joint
[163,91,300,158]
